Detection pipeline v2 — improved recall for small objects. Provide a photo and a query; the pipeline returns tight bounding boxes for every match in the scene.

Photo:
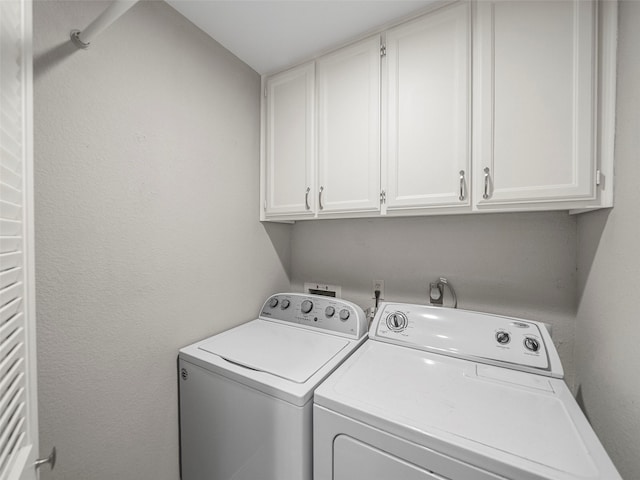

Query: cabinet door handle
[483,167,491,199]
[318,186,324,210]
[458,170,466,201]
[304,187,311,210]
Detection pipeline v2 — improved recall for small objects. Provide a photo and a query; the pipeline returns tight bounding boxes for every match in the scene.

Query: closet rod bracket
[70,30,89,49]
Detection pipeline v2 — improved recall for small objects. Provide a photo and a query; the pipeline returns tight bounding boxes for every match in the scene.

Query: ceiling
[166,0,437,75]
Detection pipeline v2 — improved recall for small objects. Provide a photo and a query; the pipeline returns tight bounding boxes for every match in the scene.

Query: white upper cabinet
[260,0,616,221]
[316,36,381,214]
[384,2,471,212]
[263,62,315,218]
[473,0,597,208]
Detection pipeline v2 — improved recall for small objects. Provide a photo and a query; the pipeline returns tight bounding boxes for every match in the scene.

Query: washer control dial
[339,309,350,321]
[268,298,279,308]
[496,331,511,345]
[280,299,290,310]
[386,312,408,332]
[301,300,314,314]
[325,306,335,318]
[524,337,540,352]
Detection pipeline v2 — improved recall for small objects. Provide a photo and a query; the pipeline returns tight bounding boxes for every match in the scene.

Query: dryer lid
[315,341,620,480]
[198,319,349,384]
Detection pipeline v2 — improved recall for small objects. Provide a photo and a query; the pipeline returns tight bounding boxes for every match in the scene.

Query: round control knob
[301,300,313,314]
[386,312,408,332]
[268,298,279,308]
[325,306,335,318]
[339,309,350,321]
[524,337,541,352]
[496,331,511,345]
[280,299,290,310]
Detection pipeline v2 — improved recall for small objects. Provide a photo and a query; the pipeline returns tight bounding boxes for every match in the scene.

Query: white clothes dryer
[314,302,621,480]
[179,293,367,480]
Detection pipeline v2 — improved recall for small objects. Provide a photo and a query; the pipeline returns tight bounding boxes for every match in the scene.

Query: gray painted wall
[575,2,640,479]
[31,1,637,479]
[33,2,290,479]
[291,212,578,386]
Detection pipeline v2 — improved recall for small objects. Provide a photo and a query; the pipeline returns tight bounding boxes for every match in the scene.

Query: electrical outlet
[373,280,384,300]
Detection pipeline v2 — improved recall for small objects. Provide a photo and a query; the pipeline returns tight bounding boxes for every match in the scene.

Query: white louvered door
[0,1,38,480]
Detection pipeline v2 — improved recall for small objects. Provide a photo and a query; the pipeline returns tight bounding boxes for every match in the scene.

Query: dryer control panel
[260,293,367,339]
[371,302,563,378]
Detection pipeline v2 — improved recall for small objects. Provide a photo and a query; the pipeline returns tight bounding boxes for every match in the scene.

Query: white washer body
[314,302,621,480]
[179,293,367,480]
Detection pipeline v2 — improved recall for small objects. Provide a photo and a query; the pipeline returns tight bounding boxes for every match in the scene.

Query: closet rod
[70,0,138,49]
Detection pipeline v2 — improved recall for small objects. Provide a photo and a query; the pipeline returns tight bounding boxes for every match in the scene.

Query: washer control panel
[372,302,561,376]
[260,293,367,339]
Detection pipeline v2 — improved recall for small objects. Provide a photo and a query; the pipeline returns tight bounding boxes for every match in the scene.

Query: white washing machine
[314,302,621,480]
[178,292,367,480]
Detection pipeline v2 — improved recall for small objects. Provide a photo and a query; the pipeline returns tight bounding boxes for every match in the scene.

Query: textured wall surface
[575,2,640,478]
[291,211,578,385]
[33,2,290,479]
[31,0,637,479]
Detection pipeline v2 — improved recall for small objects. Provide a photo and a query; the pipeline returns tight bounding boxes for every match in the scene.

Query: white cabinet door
[473,0,596,208]
[384,2,470,212]
[264,63,315,218]
[317,36,381,215]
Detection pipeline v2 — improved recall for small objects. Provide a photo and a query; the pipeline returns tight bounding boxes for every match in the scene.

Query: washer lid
[198,319,349,383]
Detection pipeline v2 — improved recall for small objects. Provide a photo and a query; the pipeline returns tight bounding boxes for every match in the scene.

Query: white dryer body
[314,302,622,480]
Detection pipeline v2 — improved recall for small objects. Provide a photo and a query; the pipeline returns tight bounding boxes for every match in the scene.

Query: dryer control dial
[339,309,350,321]
[386,312,408,332]
[524,337,540,352]
[268,298,279,308]
[325,306,335,318]
[280,299,290,310]
[301,300,314,314]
